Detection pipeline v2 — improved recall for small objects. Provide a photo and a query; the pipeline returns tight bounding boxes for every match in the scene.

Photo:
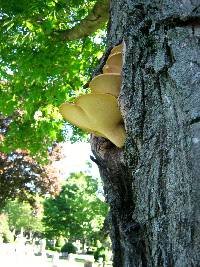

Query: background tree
[43,172,108,245]
[0,115,61,208]
[0,213,13,242]
[3,198,44,235]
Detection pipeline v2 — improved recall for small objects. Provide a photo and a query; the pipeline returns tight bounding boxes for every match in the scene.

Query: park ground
[0,243,106,267]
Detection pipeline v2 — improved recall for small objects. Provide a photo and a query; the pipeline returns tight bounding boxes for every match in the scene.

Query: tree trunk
[91,1,200,266]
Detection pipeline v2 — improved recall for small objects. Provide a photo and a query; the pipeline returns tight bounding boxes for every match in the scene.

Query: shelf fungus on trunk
[59,43,126,148]
[60,93,126,148]
[110,43,123,55]
[103,52,122,74]
[89,73,121,97]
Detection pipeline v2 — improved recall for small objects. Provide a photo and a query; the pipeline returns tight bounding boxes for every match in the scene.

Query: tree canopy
[0,132,61,208]
[3,198,44,234]
[43,172,108,243]
[0,0,108,158]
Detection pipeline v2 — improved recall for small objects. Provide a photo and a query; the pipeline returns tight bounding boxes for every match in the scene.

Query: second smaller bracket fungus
[111,43,123,55]
[103,64,121,74]
[59,93,126,148]
[103,51,122,74]
[106,52,122,71]
[89,73,121,97]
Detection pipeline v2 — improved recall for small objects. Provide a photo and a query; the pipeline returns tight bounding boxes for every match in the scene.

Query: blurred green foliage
[61,241,77,254]
[2,197,44,234]
[0,0,106,159]
[0,213,14,242]
[55,235,65,248]
[43,172,108,243]
[94,246,107,262]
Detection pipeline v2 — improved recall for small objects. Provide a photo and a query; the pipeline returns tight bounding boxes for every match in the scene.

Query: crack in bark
[140,68,147,145]
[165,37,176,67]
[154,16,200,31]
[190,117,200,125]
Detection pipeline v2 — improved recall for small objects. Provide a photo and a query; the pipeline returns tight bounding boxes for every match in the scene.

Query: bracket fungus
[59,43,126,148]
[106,52,122,70]
[103,64,121,74]
[60,93,126,148]
[89,73,121,97]
[111,43,123,55]
[103,51,122,74]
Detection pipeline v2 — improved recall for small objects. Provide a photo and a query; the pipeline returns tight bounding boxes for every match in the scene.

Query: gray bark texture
[91,0,200,266]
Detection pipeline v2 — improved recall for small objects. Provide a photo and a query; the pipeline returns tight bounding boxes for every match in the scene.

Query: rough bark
[91,1,200,266]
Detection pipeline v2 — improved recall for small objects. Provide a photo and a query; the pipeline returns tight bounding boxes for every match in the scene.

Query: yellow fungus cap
[59,93,126,147]
[106,52,122,70]
[89,73,121,97]
[102,52,122,74]
[111,43,123,55]
[103,64,121,74]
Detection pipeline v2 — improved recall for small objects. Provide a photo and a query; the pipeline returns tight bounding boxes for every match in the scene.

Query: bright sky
[53,142,100,179]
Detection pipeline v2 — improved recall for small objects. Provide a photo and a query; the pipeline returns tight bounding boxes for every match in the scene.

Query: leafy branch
[52,0,110,41]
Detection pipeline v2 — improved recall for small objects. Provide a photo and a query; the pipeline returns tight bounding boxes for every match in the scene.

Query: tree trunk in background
[91,1,200,266]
